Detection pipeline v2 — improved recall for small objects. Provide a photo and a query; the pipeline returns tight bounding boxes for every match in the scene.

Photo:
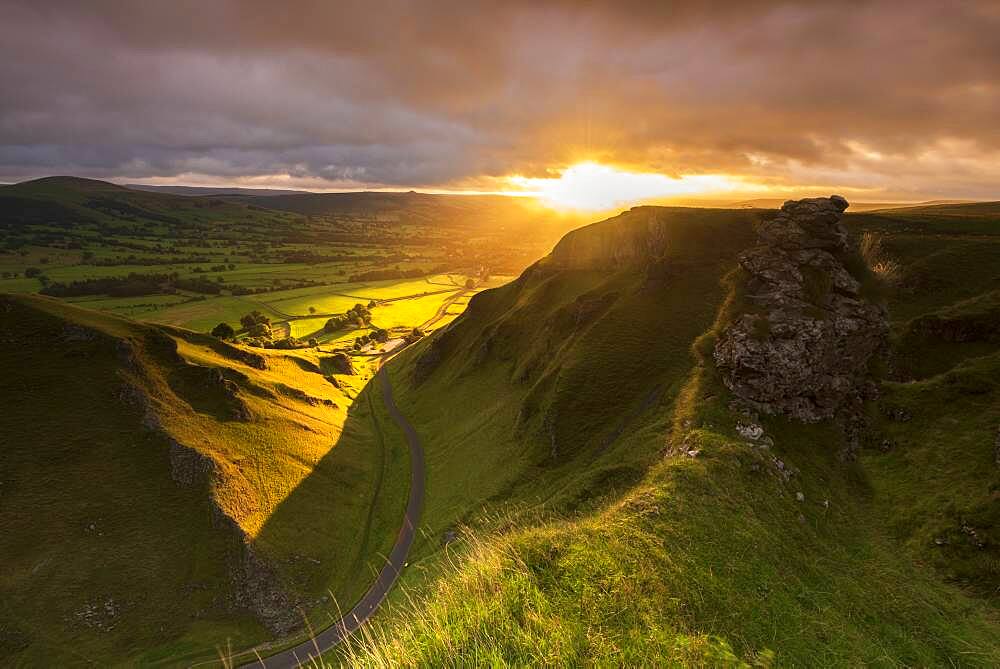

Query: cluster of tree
[239,311,272,339]
[192,264,236,273]
[39,271,231,298]
[173,276,224,294]
[324,303,373,333]
[88,255,213,267]
[40,272,174,298]
[210,322,236,339]
[352,328,389,351]
[347,266,446,282]
[282,250,356,264]
[272,336,311,350]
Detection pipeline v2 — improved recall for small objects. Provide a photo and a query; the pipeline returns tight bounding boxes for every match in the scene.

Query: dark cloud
[1,0,999,198]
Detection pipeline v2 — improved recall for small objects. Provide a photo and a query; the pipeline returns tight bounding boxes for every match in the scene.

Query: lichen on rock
[713,196,888,439]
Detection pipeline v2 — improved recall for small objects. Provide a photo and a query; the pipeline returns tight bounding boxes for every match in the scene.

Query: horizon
[0,174,990,214]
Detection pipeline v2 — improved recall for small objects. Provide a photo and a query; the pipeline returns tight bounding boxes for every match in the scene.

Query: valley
[3,5,999,667]
[1,184,999,667]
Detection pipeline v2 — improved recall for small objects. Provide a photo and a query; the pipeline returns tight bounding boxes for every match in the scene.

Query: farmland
[0,177,577,347]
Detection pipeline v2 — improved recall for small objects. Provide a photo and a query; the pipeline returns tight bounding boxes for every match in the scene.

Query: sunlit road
[245,363,425,668]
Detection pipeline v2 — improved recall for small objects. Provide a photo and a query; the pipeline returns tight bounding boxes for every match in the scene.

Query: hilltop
[328,197,1000,666]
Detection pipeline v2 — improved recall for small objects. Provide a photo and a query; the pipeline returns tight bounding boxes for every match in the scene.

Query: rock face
[328,352,356,375]
[714,196,888,428]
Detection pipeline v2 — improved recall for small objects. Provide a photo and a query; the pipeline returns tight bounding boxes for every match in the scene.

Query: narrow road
[244,364,425,668]
[418,289,470,332]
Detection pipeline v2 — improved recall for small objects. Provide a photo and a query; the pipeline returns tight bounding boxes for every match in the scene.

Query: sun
[508,162,738,212]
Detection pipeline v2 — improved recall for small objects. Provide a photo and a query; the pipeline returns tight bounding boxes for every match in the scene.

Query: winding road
[242,363,425,668]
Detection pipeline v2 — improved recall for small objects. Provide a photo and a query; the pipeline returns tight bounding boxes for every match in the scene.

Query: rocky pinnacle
[713,196,888,432]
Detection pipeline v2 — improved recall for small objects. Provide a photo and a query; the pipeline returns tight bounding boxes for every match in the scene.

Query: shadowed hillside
[0,295,406,666]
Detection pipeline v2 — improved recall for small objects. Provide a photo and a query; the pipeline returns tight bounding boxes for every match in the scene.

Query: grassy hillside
[0,294,409,666]
[322,204,1000,666]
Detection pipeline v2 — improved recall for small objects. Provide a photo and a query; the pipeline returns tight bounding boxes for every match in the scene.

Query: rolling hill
[328,199,1000,666]
[0,176,297,233]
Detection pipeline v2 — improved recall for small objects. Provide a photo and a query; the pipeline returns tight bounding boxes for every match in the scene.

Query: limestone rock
[714,196,888,427]
[167,439,216,486]
[328,352,356,375]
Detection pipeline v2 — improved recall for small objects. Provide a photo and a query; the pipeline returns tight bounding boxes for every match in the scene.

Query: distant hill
[229,189,567,230]
[720,197,977,211]
[867,200,1000,216]
[126,183,309,197]
[0,175,294,231]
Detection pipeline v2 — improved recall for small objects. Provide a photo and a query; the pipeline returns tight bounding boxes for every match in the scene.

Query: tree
[367,299,377,309]
[308,338,318,347]
[308,306,317,314]
[211,322,235,339]
[465,278,476,289]
[240,311,272,339]
[24,267,42,278]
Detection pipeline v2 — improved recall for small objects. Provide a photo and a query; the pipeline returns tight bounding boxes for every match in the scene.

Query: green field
[0,178,551,352]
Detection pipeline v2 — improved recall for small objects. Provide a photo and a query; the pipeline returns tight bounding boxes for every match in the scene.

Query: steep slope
[332,200,1000,666]
[388,206,759,554]
[0,295,407,666]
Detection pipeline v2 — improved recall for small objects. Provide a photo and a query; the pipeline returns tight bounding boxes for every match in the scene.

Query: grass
[310,204,1000,666]
[328,323,1000,668]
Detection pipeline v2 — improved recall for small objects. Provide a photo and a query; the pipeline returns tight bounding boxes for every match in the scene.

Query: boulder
[714,196,888,429]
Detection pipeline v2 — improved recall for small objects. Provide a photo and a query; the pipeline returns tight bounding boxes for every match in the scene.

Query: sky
[2,1,999,206]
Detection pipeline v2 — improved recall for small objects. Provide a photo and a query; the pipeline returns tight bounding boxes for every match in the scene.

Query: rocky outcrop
[230,546,302,635]
[414,336,445,385]
[118,355,298,635]
[550,207,673,268]
[326,352,356,375]
[207,501,302,636]
[714,196,888,432]
[167,438,216,486]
